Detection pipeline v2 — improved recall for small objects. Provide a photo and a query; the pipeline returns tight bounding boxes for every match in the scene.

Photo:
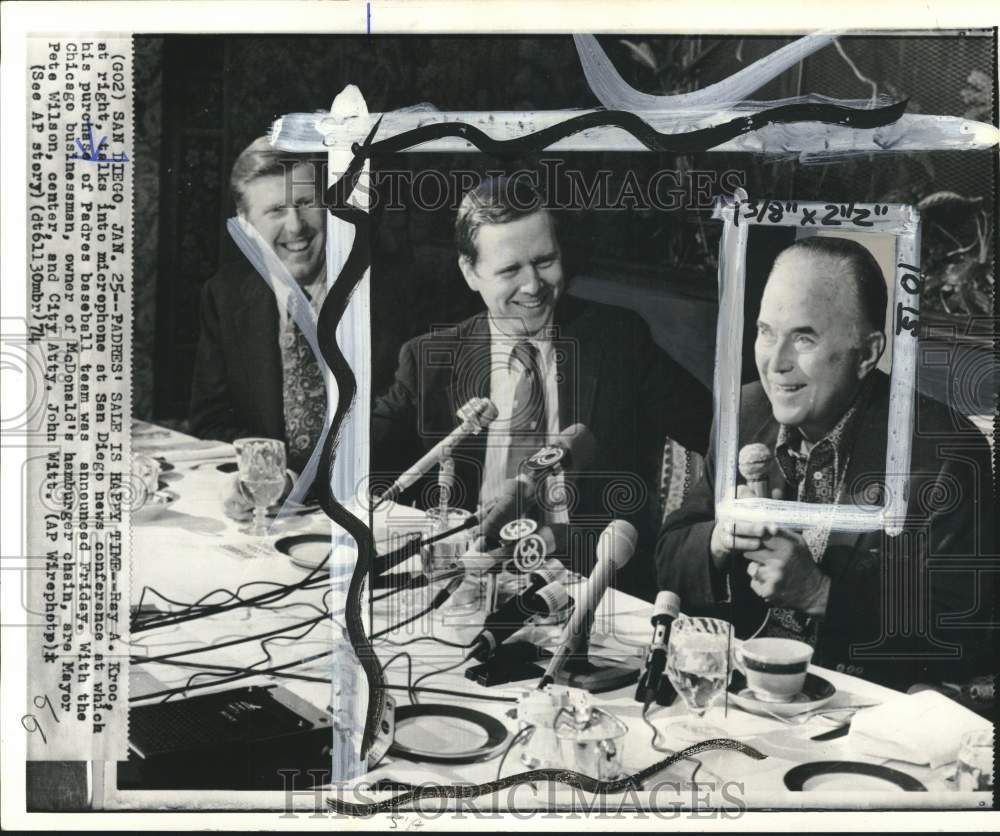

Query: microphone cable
[367,575,464,641]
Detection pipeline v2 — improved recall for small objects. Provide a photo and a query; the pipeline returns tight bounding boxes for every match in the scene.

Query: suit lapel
[235,273,284,438]
[440,314,492,503]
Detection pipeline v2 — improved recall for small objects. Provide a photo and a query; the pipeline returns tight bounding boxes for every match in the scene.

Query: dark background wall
[133,33,995,426]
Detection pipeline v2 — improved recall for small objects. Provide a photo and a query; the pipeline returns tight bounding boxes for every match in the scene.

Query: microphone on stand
[634,590,681,706]
[374,397,498,508]
[738,442,773,498]
[466,581,569,662]
[479,423,596,542]
[537,520,639,693]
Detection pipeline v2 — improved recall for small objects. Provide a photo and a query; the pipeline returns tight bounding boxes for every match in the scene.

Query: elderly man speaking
[656,236,995,690]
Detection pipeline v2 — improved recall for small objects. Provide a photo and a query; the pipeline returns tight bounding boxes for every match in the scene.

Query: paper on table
[847,689,993,767]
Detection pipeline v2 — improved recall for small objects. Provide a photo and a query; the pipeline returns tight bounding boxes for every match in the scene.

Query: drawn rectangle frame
[710,197,921,536]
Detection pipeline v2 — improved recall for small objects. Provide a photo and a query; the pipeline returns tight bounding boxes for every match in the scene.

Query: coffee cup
[734,637,813,703]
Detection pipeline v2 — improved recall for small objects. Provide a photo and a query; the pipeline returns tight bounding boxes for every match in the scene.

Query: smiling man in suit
[189,137,327,477]
[656,236,996,689]
[372,176,712,595]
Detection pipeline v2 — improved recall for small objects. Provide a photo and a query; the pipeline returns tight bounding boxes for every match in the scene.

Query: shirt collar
[487,314,555,369]
[775,374,874,484]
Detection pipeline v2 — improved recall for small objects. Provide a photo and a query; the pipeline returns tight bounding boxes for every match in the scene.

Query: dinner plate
[728,670,836,718]
[387,704,510,764]
[784,761,927,791]
[274,534,331,571]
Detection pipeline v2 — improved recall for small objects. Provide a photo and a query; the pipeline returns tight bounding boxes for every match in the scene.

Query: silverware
[759,703,879,726]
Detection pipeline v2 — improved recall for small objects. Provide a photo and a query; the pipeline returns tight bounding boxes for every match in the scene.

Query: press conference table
[108,420,988,811]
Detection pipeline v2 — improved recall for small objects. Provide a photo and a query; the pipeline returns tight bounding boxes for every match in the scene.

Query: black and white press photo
[3,3,997,829]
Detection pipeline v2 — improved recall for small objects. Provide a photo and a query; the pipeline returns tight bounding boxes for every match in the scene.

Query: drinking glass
[237,438,286,536]
[664,615,735,740]
[955,729,993,791]
[131,454,161,508]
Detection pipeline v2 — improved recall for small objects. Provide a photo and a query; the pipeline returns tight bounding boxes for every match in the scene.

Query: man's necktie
[280,311,325,475]
[505,341,547,480]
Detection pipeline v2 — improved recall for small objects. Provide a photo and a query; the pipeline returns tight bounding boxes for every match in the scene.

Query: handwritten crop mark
[71,120,129,164]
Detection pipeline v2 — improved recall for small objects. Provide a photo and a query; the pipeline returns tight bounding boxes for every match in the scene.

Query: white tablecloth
[112,421,989,810]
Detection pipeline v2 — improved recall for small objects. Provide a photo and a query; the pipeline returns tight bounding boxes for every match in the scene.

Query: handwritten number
[34,694,59,723]
[852,207,873,227]
[821,204,841,226]
[895,303,919,336]
[21,715,47,744]
[901,274,923,295]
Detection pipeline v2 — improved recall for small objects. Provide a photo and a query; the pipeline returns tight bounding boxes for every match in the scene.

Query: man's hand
[743,529,831,615]
[709,484,781,568]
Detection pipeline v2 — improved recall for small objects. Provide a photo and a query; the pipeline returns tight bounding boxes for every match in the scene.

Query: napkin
[847,689,993,767]
[151,441,235,462]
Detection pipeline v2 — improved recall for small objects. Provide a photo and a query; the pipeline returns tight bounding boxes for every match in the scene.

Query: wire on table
[383,684,517,704]
[409,657,469,705]
[375,635,474,650]
[640,701,718,786]
[380,652,416,704]
[495,725,535,781]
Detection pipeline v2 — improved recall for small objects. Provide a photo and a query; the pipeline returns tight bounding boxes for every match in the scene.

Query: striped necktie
[505,340,547,480]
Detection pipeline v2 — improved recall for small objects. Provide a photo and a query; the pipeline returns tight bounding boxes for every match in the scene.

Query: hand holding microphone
[710,443,780,566]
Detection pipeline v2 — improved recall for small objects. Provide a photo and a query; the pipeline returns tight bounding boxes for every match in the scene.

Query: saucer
[728,670,836,718]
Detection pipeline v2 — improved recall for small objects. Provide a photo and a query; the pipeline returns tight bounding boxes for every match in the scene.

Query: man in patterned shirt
[656,236,995,689]
[190,138,328,516]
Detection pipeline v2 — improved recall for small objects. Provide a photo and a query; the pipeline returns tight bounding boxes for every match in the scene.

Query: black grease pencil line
[314,98,908,762]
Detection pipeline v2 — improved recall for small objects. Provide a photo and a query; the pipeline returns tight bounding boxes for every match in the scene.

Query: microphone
[634,590,681,705]
[376,397,498,506]
[467,581,569,662]
[480,424,597,541]
[538,520,637,689]
[460,525,559,574]
[527,558,566,591]
[738,442,772,498]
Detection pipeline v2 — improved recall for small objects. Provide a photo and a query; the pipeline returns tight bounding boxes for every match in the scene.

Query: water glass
[955,729,993,791]
[664,616,735,739]
[131,454,161,507]
[237,438,286,536]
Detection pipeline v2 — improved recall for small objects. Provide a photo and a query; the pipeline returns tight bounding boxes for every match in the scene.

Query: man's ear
[857,330,886,378]
[458,255,478,292]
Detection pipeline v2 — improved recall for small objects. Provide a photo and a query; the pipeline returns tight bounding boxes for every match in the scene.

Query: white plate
[728,671,836,718]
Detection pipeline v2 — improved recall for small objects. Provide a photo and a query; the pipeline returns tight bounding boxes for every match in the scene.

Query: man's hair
[454,175,551,264]
[229,136,324,215]
[775,236,888,336]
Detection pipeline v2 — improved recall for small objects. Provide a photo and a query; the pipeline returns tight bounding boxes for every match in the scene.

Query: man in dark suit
[190,138,327,477]
[373,177,712,596]
[657,236,996,689]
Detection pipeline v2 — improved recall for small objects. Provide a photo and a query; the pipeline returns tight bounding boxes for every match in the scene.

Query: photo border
[711,196,921,535]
